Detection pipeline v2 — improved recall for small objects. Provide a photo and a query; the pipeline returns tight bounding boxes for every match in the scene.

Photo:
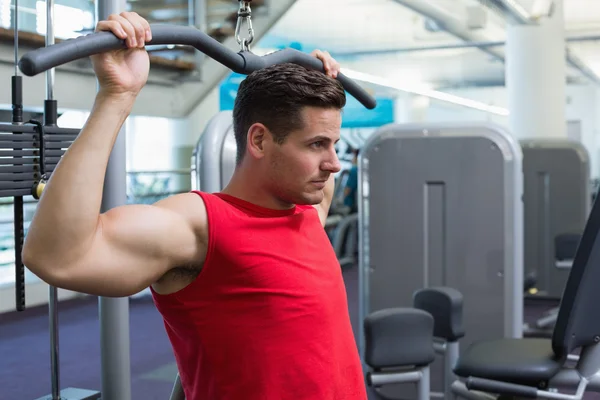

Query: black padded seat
[454,338,566,387]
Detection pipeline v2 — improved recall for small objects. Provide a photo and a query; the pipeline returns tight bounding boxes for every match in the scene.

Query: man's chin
[292,191,324,206]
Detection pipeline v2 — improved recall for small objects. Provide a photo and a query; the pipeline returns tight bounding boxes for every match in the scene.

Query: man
[22,12,367,400]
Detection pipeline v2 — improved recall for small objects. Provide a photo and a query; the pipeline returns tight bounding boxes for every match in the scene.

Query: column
[96,0,132,398]
[506,0,566,139]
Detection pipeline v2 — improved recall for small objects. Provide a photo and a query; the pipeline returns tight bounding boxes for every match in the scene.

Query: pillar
[96,0,132,398]
[506,0,566,139]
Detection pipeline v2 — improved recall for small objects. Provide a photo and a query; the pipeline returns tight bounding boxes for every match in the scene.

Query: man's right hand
[91,12,152,98]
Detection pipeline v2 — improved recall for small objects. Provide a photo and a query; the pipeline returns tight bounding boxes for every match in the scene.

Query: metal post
[45,0,61,398]
[169,374,185,400]
[445,341,460,400]
[46,0,54,103]
[417,367,430,400]
[95,0,131,398]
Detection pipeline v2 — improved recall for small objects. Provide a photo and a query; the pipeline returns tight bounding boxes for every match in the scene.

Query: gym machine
[6,0,104,397]
[365,287,464,400]
[358,122,524,397]
[519,140,589,339]
[451,186,600,400]
[520,139,590,300]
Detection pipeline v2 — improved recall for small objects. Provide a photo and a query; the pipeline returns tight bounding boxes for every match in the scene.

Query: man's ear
[247,123,270,160]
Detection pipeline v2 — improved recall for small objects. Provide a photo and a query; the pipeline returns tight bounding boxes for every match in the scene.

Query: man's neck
[221,168,294,211]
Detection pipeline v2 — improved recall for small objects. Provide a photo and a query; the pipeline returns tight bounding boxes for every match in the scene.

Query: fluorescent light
[341,67,510,116]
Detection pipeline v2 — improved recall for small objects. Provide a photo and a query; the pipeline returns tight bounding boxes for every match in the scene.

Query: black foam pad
[413,287,465,342]
[364,308,435,369]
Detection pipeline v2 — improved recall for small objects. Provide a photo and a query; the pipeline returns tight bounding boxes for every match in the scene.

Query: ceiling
[253,0,600,90]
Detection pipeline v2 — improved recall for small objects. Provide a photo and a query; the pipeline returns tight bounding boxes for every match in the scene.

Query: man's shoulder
[155,191,206,210]
[153,192,208,233]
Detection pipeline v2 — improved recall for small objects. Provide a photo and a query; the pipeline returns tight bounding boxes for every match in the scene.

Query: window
[0,0,10,29]
[36,1,94,39]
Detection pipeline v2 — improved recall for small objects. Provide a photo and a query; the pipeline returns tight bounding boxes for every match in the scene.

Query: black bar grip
[18,25,242,76]
[12,76,23,125]
[466,377,538,398]
[18,24,377,110]
[44,100,58,127]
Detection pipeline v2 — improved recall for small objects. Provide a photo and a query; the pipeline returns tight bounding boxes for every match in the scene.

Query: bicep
[53,194,206,297]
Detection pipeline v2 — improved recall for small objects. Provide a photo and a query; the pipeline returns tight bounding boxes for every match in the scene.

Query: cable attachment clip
[235,1,254,52]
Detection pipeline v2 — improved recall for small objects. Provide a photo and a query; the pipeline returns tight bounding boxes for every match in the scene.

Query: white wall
[183,86,221,148]
[566,85,598,176]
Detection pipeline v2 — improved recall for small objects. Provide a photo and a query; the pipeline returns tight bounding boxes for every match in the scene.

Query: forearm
[318,174,336,216]
[324,174,336,203]
[24,92,134,269]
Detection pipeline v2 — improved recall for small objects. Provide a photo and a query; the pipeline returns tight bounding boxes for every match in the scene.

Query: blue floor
[1,295,177,400]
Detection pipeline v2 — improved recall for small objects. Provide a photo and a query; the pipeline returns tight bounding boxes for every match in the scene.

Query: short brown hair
[232,63,346,164]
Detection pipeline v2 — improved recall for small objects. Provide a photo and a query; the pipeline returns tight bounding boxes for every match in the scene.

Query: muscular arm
[22,94,206,297]
[314,174,336,226]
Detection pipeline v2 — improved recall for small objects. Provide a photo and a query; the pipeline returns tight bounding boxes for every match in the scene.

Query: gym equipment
[12,0,24,313]
[521,139,590,300]
[365,287,464,400]
[414,286,464,399]
[5,0,130,396]
[192,111,235,193]
[358,122,524,395]
[17,28,376,111]
[169,375,185,400]
[365,308,435,400]
[451,189,600,399]
[2,0,102,396]
[332,213,359,268]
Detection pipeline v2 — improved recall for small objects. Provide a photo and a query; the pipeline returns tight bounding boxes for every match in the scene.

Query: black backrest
[552,192,600,356]
[413,287,465,342]
[555,233,582,261]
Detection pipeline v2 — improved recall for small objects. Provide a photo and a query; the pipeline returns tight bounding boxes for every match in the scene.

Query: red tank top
[151,191,366,400]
